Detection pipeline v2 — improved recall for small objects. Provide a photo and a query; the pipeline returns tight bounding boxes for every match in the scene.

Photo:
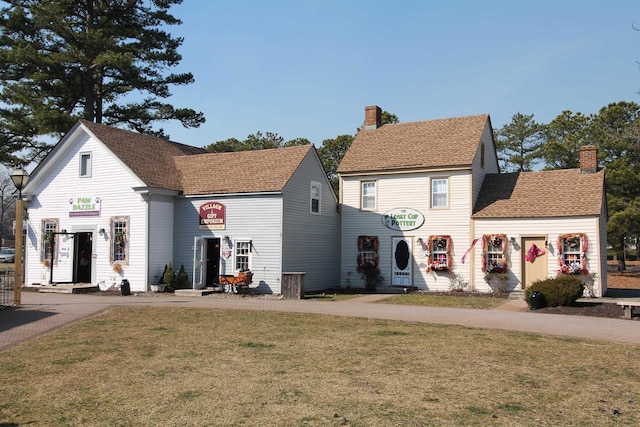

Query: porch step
[508,291,525,300]
[38,284,99,294]
[174,287,218,297]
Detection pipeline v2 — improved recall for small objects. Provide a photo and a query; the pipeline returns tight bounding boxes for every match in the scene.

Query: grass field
[1,306,638,426]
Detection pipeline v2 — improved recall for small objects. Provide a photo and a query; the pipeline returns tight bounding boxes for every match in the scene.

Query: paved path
[1,291,639,352]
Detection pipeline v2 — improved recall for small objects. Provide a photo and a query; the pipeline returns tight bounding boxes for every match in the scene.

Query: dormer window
[80,152,92,177]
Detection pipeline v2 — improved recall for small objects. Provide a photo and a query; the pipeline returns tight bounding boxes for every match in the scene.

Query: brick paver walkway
[1,291,639,352]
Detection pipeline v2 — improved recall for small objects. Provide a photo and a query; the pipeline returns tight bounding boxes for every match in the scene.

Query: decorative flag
[461,238,479,264]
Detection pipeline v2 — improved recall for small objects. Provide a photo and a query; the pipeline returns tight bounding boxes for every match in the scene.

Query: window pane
[235,241,250,271]
[80,153,91,177]
[432,179,448,207]
[362,182,376,209]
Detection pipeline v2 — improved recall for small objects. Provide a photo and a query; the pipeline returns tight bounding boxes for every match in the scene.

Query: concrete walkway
[1,291,639,352]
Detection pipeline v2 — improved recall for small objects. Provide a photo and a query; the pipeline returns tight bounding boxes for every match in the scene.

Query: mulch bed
[532,301,629,319]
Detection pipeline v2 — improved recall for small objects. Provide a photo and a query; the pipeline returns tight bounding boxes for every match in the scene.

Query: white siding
[471,122,500,206]
[174,195,284,293]
[473,217,604,296]
[148,195,175,286]
[24,130,150,292]
[598,192,608,294]
[340,170,472,291]
[281,150,340,292]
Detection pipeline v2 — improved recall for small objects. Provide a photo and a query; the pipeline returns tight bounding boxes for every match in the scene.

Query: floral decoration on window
[111,217,129,265]
[357,235,379,271]
[41,219,58,264]
[482,234,508,273]
[427,235,452,272]
[557,233,588,275]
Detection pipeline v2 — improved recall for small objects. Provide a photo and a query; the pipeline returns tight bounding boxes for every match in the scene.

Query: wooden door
[522,237,548,290]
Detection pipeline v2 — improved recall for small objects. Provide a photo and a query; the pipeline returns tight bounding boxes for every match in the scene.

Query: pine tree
[0,0,205,165]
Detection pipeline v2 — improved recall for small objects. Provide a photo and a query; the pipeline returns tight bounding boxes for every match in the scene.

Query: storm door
[392,237,412,286]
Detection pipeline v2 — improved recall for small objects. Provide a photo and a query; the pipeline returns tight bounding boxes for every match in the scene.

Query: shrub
[162,262,177,292]
[524,276,584,307]
[176,263,190,289]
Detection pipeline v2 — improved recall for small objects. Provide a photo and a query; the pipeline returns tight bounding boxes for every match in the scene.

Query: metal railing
[0,269,15,307]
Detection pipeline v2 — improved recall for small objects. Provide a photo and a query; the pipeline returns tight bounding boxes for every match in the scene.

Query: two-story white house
[338,106,607,296]
[21,120,340,294]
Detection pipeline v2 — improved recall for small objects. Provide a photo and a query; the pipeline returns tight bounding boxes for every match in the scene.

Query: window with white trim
[361,181,376,210]
[80,152,92,177]
[431,178,448,208]
[310,181,321,214]
[234,240,251,271]
[111,217,129,264]
[41,219,58,263]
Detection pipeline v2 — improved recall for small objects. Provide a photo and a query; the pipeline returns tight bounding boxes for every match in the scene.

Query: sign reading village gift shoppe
[381,208,424,231]
[199,202,226,230]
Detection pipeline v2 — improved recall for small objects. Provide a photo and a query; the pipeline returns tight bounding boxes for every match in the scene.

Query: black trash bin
[529,290,545,310]
[120,279,131,296]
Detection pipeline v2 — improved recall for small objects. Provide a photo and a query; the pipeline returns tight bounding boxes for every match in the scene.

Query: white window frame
[234,240,252,272]
[361,181,377,211]
[310,181,321,214]
[41,219,58,263]
[80,152,92,178]
[431,177,449,208]
[111,216,129,264]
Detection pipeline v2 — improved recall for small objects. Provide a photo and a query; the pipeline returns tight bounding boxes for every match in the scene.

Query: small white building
[338,106,607,296]
[21,120,339,293]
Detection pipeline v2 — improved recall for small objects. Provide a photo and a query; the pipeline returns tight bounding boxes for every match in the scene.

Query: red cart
[218,270,253,293]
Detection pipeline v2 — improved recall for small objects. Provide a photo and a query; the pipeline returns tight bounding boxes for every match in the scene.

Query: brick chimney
[579,145,597,174]
[364,105,382,130]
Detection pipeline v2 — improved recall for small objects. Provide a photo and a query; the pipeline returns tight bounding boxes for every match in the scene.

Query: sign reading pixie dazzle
[69,197,101,217]
[381,208,424,231]
[199,202,226,230]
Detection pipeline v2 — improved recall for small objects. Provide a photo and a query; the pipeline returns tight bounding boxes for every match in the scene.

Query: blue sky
[158,0,640,148]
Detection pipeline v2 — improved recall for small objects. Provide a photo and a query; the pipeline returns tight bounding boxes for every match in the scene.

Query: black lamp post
[10,167,29,306]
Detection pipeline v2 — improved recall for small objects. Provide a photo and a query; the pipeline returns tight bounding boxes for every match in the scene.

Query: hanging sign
[199,202,226,230]
[381,208,424,231]
[69,197,101,217]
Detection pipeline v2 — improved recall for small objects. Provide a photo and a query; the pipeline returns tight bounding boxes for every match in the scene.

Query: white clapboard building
[338,106,607,296]
[21,120,339,293]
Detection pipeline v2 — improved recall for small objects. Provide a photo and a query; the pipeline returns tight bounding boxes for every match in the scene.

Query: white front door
[192,236,205,289]
[392,237,412,286]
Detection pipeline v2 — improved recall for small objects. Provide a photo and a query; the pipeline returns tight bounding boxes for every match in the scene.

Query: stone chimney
[579,145,597,174]
[363,105,382,130]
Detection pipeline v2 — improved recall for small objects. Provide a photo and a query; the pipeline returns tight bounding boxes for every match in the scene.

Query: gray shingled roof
[337,114,490,174]
[80,120,312,195]
[472,169,605,218]
[174,145,313,195]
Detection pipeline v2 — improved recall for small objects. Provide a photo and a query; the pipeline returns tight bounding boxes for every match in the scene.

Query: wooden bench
[616,301,640,319]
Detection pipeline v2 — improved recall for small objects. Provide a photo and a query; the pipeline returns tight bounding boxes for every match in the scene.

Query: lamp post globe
[10,167,29,198]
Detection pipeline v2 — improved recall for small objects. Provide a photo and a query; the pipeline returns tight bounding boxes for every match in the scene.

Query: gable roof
[472,169,605,218]
[80,120,207,191]
[79,120,314,195]
[337,114,490,174]
[174,145,314,195]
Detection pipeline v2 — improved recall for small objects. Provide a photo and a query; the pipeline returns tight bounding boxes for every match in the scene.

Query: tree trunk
[617,235,626,272]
